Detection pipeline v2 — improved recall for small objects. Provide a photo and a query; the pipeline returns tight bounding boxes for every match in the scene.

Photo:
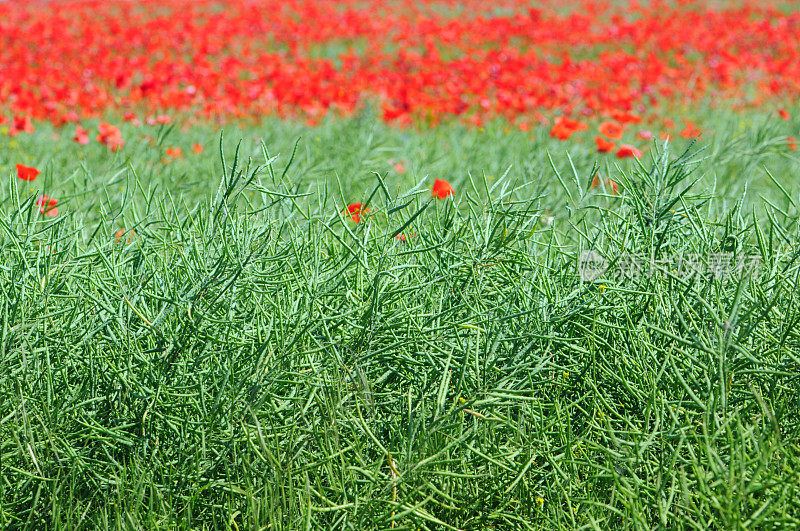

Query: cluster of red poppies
[1,0,797,132]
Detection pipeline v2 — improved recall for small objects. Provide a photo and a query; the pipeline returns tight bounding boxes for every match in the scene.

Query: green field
[2,109,800,528]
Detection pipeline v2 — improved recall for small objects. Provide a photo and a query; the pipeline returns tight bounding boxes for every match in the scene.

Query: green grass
[1,109,800,529]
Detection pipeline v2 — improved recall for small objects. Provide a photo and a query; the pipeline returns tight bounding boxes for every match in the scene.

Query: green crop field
[2,108,800,528]
[3,0,800,527]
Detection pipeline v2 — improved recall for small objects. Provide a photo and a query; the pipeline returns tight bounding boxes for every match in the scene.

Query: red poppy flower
[680,121,701,139]
[73,125,89,145]
[598,121,623,140]
[595,136,616,153]
[609,110,642,124]
[344,202,369,223]
[97,122,124,151]
[156,114,172,124]
[788,136,797,151]
[165,146,183,158]
[114,228,135,243]
[550,116,587,140]
[616,145,643,159]
[590,174,618,194]
[638,130,654,140]
[431,178,455,199]
[123,112,141,126]
[16,163,40,181]
[192,143,204,154]
[393,163,406,174]
[36,195,58,217]
[10,115,34,136]
[779,109,790,121]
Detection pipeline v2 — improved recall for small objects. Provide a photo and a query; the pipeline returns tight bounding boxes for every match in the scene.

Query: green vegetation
[1,111,799,528]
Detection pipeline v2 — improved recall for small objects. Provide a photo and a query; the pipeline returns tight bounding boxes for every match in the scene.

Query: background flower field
[1,0,800,529]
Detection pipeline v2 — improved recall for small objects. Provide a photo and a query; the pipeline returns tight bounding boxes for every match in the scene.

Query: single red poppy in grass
[609,110,642,124]
[590,174,618,194]
[788,136,797,151]
[393,162,406,174]
[595,136,616,153]
[192,143,204,154]
[36,195,58,217]
[394,232,416,243]
[123,112,141,127]
[97,122,124,151]
[616,145,642,159]
[11,115,34,135]
[431,178,455,199]
[344,202,369,223]
[680,121,701,139]
[165,146,183,159]
[16,163,40,181]
[779,109,790,121]
[114,228,135,243]
[598,121,623,140]
[638,130,653,140]
[550,116,586,141]
[73,125,89,145]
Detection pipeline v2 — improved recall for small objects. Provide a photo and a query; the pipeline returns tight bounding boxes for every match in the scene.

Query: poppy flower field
[2,0,800,528]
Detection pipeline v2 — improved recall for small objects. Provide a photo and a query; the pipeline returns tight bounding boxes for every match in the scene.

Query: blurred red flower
[344,202,369,223]
[616,145,642,158]
[97,122,124,151]
[550,116,586,141]
[165,146,183,158]
[609,110,642,124]
[16,163,40,181]
[123,112,141,126]
[598,121,623,140]
[36,194,58,217]
[680,121,701,139]
[73,125,89,144]
[431,178,455,199]
[595,136,616,153]
[9,115,34,136]
[395,232,416,243]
